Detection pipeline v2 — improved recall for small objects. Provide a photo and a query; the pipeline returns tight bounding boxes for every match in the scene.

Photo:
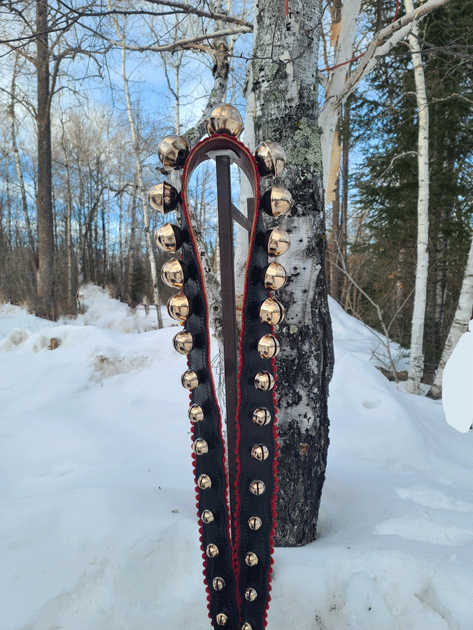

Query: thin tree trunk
[406,0,430,395]
[119,43,163,328]
[35,0,56,319]
[247,0,333,546]
[428,233,473,399]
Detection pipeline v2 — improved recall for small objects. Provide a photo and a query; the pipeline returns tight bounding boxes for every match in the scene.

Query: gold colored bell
[257,334,280,359]
[261,186,293,218]
[265,226,290,257]
[249,480,265,495]
[173,330,193,354]
[263,262,287,291]
[188,404,204,422]
[245,552,258,567]
[213,577,226,591]
[251,444,269,461]
[259,297,285,325]
[167,294,191,322]
[245,588,258,602]
[161,258,188,289]
[253,408,271,426]
[155,223,182,253]
[201,509,214,523]
[206,543,219,557]
[198,474,212,489]
[241,624,252,630]
[255,141,286,177]
[248,516,262,530]
[254,371,275,391]
[216,614,228,626]
[148,181,179,214]
[158,134,190,169]
[181,369,198,390]
[206,103,244,138]
[193,439,208,455]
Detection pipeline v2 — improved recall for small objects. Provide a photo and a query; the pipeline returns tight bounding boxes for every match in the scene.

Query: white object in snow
[442,320,473,433]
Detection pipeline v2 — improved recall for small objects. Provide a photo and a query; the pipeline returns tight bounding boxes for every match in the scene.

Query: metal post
[215,155,238,533]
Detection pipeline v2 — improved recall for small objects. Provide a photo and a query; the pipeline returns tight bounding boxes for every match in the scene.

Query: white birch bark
[405,0,429,395]
[115,24,164,328]
[429,234,473,398]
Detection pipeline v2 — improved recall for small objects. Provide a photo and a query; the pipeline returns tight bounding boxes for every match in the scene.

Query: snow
[1,288,472,630]
[442,320,473,434]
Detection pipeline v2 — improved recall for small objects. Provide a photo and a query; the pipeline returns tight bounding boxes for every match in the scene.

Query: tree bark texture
[405,0,430,395]
[35,0,56,320]
[246,0,334,546]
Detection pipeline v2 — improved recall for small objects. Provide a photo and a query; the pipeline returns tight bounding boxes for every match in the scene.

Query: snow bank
[1,290,472,630]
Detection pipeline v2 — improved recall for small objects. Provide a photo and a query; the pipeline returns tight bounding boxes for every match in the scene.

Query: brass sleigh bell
[245,587,258,601]
[198,474,212,489]
[241,624,253,630]
[148,181,179,214]
[259,297,285,325]
[254,371,275,391]
[192,439,209,455]
[265,226,290,257]
[213,577,226,591]
[248,516,262,530]
[201,510,214,523]
[155,223,182,253]
[206,103,244,138]
[161,258,188,289]
[255,141,286,177]
[253,408,271,426]
[181,369,198,390]
[260,186,293,218]
[245,552,258,566]
[188,404,204,422]
[257,334,280,359]
[251,444,269,461]
[206,543,219,557]
[216,614,228,626]
[262,262,287,291]
[158,134,190,169]
[173,330,193,354]
[249,480,266,495]
[167,294,191,322]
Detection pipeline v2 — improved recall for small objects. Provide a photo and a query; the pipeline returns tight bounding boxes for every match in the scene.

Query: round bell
[206,543,219,558]
[257,334,280,359]
[148,181,179,214]
[213,577,226,591]
[255,141,286,177]
[249,480,265,495]
[167,294,191,322]
[251,444,269,461]
[155,223,182,253]
[245,552,258,567]
[254,371,275,391]
[262,262,287,290]
[201,510,214,523]
[260,186,293,218]
[216,614,228,626]
[173,330,193,354]
[265,226,290,257]
[241,624,252,630]
[198,474,212,489]
[248,516,262,530]
[259,298,285,325]
[245,588,258,602]
[193,439,208,455]
[158,134,190,169]
[188,404,204,422]
[206,103,244,138]
[181,369,198,390]
[253,408,271,426]
[161,258,188,289]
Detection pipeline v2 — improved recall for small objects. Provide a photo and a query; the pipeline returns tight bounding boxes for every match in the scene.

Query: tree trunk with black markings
[246,0,334,546]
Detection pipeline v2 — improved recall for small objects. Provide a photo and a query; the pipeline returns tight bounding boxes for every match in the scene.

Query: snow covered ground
[1,287,472,630]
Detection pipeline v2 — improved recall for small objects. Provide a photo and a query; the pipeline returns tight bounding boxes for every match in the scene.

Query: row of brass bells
[205,103,244,138]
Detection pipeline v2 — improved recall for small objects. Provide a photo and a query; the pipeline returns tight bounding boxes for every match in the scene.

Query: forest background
[0,0,472,403]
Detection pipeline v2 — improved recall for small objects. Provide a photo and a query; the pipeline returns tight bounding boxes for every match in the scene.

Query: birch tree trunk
[119,37,163,328]
[405,0,430,395]
[428,233,473,399]
[246,0,334,546]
